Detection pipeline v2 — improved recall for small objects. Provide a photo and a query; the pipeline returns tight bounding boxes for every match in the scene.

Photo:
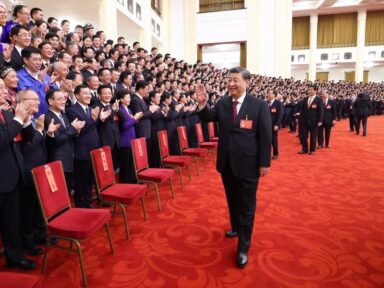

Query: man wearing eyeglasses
[17,46,53,116]
[0,25,31,71]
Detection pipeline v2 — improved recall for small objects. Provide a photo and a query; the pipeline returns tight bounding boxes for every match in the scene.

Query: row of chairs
[30,123,219,286]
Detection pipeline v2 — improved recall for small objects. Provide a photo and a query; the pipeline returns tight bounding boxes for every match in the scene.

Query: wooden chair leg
[154,184,161,211]
[195,157,200,175]
[120,203,130,240]
[187,165,191,181]
[141,195,148,222]
[169,178,175,199]
[42,242,49,273]
[112,204,117,217]
[105,222,114,254]
[73,240,87,287]
[178,167,184,189]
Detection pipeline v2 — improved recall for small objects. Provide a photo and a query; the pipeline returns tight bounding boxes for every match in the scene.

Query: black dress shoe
[225,231,238,238]
[7,258,37,270]
[24,245,43,256]
[272,155,278,160]
[237,252,248,268]
[298,150,307,154]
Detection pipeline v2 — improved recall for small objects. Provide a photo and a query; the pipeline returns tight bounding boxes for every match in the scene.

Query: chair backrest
[177,126,189,150]
[195,123,204,144]
[157,130,170,159]
[90,146,115,192]
[208,122,216,139]
[31,161,70,222]
[131,137,149,172]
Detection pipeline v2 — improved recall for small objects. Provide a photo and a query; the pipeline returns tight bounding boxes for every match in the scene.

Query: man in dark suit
[92,84,120,168]
[0,84,37,270]
[345,96,356,132]
[353,93,372,136]
[0,25,31,71]
[197,67,271,268]
[66,85,110,208]
[318,90,336,148]
[267,89,283,160]
[45,90,85,192]
[298,85,324,155]
[129,80,158,161]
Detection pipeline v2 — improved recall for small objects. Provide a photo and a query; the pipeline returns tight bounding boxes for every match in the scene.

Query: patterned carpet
[2,117,384,288]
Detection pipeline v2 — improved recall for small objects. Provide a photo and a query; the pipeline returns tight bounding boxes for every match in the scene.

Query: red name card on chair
[45,165,58,193]
[100,149,109,171]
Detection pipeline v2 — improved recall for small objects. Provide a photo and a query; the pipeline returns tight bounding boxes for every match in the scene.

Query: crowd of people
[0,2,383,271]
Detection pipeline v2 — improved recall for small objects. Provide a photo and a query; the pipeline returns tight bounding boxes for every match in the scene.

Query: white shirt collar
[78,101,89,112]
[49,109,63,118]
[25,67,39,80]
[233,92,246,104]
[136,93,143,100]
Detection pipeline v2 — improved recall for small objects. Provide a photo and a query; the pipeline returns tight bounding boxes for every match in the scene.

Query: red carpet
[1,117,384,288]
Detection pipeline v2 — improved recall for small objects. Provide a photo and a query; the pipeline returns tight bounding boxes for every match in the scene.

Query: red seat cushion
[101,184,146,205]
[210,137,219,142]
[162,156,192,167]
[200,142,218,149]
[48,208,111,240]
[0,272,41,288]
[183,148,208,157]
[137,168,174,183]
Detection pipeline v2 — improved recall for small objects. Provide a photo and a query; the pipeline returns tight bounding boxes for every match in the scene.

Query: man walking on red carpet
[197,67,271,268]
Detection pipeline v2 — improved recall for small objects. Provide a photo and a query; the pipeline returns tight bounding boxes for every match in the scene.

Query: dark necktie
[232,101,238,124]
[0,110,5,124]
[85,107,90,117]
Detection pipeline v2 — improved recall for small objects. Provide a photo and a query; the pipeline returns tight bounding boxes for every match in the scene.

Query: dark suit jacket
[0,48,24,71]
[66,102,100,161]
[353,98,372,117]
[269,100,283,127]
[20,123,48,187]
[0,110,25,193]
[199,94,271,179]
[129,94,152,139]
[299,96,324,126]
[44,110,77,172]
[323,99,337,124]
[92,101,120,150]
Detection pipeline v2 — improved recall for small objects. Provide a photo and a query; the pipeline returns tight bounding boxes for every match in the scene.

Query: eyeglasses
[18,34,31,38]
[23,98,41,103]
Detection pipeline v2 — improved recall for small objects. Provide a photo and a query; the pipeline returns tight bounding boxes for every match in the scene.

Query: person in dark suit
[345,96,356,132]
[0,83,38,270]
[318,90,336,148]
[0,25,31,71]
[117,89,143,183]
[66,85,110,208]
[161,92,179,155]
[267,89,283,160]
[298,85,324,155]
[92,84,120,168]
[129,80,158,161]
[353,93,372,137]
[148,90,165,167]
[197,67,271,268]
[45,90,85,192]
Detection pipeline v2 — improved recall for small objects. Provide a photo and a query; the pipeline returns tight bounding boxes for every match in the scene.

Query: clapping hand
[196,84,208,106]
[47,119,60,134]
[14,102,32,123]
[133,112,143,120]
[71,118,85,133]
[36,115,45,132]
[2,44,14,61]
[91,106,100,121]
[99,107,112,121]
[149,104,160,113]
[112,100,120,112]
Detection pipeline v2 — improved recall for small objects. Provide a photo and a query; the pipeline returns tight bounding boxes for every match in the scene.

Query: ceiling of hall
[293,0,384,16]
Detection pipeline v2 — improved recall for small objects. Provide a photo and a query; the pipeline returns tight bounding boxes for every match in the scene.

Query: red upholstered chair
[131,137,175,210]
[208,122,219,142]
[31,161,114,287]
[90,146,148,239]
[158,130,192,189]
[195,123,218,160]
[177,125,208,175]
[0,272,41,288]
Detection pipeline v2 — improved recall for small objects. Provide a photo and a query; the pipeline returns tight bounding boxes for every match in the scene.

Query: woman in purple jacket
[117,89,143,183]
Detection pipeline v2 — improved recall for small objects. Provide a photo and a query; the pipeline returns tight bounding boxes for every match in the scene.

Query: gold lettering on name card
[45,165,58,193]
[100,149,108,171]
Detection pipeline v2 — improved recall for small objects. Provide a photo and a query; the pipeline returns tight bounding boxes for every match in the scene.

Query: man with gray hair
[318,89,337,148]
